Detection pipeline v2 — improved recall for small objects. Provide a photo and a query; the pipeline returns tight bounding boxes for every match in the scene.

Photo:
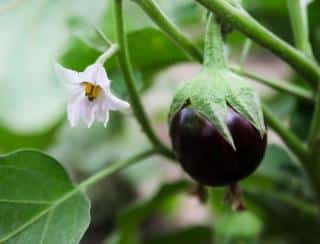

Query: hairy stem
[114,0,175,160]
[79,148,155,190]
[204,13,227,69]
[287,0,313,57]
[232,66,314,103]
[263,105,308,160]
[195,0,320,87]
[133,0,203,62]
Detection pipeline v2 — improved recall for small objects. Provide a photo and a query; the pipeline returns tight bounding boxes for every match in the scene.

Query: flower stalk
[95,44,119,64]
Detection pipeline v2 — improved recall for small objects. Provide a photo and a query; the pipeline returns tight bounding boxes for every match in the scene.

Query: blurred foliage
[105,180,190,244]
[144,226,212,244]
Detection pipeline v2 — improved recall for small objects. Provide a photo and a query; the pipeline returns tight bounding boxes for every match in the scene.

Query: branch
[287,0,314,57]
[133,0,203,62]
[134,0,315,103]
[263,105,308,160]
[232,66,314,103]
[79,148,155,190]
[195,0,320,87]
[114,0,175,160]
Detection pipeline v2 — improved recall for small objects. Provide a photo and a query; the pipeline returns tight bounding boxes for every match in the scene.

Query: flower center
[83,82,102,102]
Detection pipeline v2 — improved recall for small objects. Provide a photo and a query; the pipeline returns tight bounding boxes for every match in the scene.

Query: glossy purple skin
[170,107,267,186]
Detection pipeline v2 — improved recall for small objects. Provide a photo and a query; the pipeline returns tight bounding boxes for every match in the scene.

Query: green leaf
[61,27,187,74]
[60,27,188,102]
[0,150,90,243]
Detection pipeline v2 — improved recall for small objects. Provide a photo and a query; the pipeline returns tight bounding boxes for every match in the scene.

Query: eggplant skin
[170,107,267,186]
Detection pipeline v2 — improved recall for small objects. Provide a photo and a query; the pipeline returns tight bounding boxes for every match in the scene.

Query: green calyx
[168,14,265,150]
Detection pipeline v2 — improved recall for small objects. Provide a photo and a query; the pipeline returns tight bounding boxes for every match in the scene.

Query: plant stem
[134,0,315,103]
[232,66,314,103]
[195,0,320,87]
[287,0,314,57]
[289,0,320,203]
[93,25,113,46]
[79,148,155,190]
[133,0,203,62]
[204,13,226,69]
[95,44,119,64]
[239,39,252,68]
[114,0,175,160]
[262,105,308,160]
[308,90,320,145]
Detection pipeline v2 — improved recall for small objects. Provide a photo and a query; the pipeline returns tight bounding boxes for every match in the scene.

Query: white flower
[55,63,130,128]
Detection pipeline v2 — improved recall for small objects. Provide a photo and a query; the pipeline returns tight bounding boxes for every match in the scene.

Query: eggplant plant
[0,0,320,243]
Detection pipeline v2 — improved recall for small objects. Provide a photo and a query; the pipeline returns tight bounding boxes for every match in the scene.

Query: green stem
[79,148,155,190]
[309,90,320,146]
[304,93,320,203]
[134,0,316,102]
[239,39,252,68]
[95,44,119,64]
[204,13,227,69]
[114,0,175,160]
[287,0,314,57]
[195,0,320,87]
[262,105,308,160]
[93,25,113,46]
[232,66,314,103]
[133,0,203,62]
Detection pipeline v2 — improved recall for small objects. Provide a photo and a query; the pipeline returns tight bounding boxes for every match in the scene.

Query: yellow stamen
[83,82,102,101]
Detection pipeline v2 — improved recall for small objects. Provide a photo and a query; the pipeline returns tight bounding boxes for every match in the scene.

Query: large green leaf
[0,150,90,243]
[60,27,187,80]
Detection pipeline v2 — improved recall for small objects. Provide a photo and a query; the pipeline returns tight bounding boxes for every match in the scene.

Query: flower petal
[55,63,80,84]
[106,91,130,111]
[81,101,96,128]
[80,63,110,89]
[88,104,98,128]
[103,111,110,127]
[67,96,86,127]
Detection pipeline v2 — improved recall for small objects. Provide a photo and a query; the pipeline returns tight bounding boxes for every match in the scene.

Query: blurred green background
[0,0,320,243]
